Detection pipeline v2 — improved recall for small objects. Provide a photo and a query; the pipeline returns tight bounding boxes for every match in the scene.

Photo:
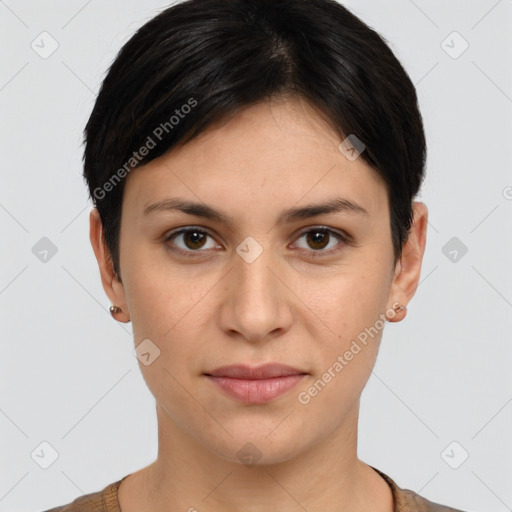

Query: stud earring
[110,305,122,318]
[386,303,407,321]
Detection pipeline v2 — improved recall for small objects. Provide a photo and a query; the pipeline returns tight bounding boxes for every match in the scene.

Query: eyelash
[163,226,350,259]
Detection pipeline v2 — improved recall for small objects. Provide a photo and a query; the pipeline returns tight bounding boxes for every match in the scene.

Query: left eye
[293,227,346,256]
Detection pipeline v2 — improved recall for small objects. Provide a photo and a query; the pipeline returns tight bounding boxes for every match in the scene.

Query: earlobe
[386,201,428,321]
[385,302,407,322]
[89,208,131,323]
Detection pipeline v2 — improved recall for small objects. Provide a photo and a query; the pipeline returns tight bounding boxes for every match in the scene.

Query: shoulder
[398,487,469,512]
[40,491,103,512]
[39,476,126,512]
[370,466,469,512]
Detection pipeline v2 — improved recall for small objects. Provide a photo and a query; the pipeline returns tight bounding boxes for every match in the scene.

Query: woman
[43,0,467,510]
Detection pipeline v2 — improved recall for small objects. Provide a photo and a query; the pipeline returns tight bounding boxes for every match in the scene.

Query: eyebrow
[143,196,369,224]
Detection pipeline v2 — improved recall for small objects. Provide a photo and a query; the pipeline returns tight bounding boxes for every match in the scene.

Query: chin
[203,425,312,468]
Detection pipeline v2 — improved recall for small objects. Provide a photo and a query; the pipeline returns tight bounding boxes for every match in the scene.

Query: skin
[90,94,428,512]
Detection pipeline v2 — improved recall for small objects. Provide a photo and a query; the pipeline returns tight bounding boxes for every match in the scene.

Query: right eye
[164,227,222,256]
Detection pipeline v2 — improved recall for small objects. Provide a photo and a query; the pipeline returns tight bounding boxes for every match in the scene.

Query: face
[91,95,427,466]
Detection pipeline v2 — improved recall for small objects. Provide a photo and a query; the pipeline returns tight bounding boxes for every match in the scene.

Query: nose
[218,243,294,344]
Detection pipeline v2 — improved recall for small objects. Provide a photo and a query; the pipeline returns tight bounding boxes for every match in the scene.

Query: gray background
[1,1,511,511]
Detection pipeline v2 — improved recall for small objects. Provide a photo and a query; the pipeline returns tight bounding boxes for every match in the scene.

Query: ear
[89,208,131,323]
[386,201,428,322]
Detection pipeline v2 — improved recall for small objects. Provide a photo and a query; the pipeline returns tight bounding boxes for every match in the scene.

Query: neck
[119,401,394,512]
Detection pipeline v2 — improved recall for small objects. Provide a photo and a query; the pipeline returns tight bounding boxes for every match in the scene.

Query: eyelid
[164,226,215,242]
[293,225,351,242]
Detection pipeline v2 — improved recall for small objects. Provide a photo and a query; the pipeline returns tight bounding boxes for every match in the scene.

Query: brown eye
[305,230,330,250]
[293,227,348,258]
[165,228,219,255]
[182,230,207,250]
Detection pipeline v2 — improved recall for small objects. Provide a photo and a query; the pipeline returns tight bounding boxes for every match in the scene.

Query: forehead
[122,96,387,220]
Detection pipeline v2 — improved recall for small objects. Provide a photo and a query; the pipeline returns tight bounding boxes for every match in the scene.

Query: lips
[204,363,308,404]
[204,363,307,379]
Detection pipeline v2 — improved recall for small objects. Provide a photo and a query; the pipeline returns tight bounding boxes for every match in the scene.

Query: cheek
[122,254,212,370]
[124,269,209,418]
[298,261,391,388]
[300,260,390,337]
[297,304,384,420]
[121,243,195,335]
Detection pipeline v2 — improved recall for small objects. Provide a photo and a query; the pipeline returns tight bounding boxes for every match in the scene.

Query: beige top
[41,466,467,511]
